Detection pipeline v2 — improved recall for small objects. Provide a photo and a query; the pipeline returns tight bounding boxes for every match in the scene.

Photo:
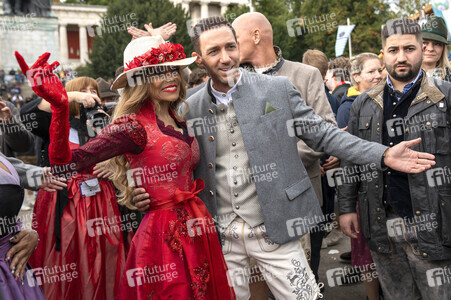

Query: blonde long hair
[436,43,451,79]
[108,70,187,209]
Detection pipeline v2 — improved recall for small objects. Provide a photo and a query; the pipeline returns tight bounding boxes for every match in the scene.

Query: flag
[335,25,355,57]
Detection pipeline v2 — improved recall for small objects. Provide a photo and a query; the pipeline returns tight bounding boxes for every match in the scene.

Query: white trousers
[221,218,322,300]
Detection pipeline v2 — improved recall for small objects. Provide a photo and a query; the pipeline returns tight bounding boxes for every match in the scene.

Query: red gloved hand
[15,51,72,165]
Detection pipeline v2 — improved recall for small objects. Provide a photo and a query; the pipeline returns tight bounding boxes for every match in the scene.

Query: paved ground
[319,235,368,300]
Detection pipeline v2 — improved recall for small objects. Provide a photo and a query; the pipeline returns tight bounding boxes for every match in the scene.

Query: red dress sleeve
[51,115,147,178]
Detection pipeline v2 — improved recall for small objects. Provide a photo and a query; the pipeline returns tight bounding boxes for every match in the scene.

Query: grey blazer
[0,152,41,190]
[185,70,387,244]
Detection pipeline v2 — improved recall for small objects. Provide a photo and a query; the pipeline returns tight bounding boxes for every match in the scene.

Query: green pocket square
[265,102,277,114]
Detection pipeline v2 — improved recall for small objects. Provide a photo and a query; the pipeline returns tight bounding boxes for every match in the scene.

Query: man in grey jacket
[134,17,435,299]
[338,18,451,299]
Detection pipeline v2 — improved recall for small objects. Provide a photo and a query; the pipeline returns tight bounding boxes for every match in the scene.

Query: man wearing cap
[338,18,451,299]
[421,16,451,81]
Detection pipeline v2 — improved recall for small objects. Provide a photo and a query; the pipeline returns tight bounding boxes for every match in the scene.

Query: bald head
[232,12,273,42]
[232,12,276,65]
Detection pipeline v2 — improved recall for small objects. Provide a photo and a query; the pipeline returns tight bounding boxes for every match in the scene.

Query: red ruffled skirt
[29,172,133,300]
[117,179,235,300]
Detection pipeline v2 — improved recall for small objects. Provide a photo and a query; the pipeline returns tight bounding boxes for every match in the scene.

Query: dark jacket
[0,100,34,157]
[338,73,451,260]
[325,85,340,117]
[20,98,51,166]
[336,86,360,129]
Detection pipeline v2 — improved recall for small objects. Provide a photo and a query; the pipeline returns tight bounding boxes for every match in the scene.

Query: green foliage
[292,0,394,59]
[225,0,428,61]
[224,0,302,61]
[254,0,302,61]
[393,0,430,17]
[223,4,249,23]
[80,0,191,80]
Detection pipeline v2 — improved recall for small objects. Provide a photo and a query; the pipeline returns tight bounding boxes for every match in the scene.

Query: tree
[393,0,430,17]
[225,0,303,62]
[225,0,420,61]
[78,0,192,80]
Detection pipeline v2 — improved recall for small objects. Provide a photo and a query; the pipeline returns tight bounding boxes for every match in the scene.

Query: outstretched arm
[285,79,435,173]
[15,52,147,178]
[15,51,71,165]
[51,116,147,179]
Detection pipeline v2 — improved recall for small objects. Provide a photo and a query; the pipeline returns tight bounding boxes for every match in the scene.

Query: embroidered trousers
[221,218,322,300]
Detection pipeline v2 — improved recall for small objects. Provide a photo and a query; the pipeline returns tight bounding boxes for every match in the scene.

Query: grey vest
[215,101,263,228]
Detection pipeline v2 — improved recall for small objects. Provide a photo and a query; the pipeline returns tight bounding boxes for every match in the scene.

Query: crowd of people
[0,11,450,300]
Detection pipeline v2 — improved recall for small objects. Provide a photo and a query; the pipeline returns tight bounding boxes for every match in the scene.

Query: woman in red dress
[16,36,235,300]
[25,77,133,300]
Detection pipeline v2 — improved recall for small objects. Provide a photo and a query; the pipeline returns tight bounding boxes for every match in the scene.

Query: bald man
[232,12,337,288]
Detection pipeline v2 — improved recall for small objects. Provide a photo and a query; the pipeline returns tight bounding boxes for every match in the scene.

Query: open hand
[15,52,67,108]
[93,161,114,179]
[384,138,435,173]
[39,167,67,192]
[128,22,177,41]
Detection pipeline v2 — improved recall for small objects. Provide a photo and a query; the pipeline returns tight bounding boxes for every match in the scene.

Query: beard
[386,60,422,82]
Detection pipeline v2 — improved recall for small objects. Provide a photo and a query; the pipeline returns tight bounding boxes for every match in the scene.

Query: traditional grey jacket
[186,69,387,244]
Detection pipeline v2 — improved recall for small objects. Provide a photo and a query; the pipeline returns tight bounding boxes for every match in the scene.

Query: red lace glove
[15,51,72,165]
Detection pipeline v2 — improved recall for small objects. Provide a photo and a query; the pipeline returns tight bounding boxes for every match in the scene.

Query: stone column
[59,23,68,65]
[200,0,209,19]
[181,0,190,13]
[79,25,88,64]
[220,2,229,16]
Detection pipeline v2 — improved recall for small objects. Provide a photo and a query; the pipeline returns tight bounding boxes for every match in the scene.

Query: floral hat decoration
[111,35,196,89]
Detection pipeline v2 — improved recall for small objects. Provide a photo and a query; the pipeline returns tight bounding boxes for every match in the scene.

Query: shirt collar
[386,69,423,100]
[240,46,284,75]
[210,69,243,106]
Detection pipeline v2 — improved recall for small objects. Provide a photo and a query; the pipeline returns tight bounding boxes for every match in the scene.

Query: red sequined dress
[51,100,235,300]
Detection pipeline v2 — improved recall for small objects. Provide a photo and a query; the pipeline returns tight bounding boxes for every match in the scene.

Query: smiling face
[354,59,383,92]
[149,66,181,103]
[422,39,445,66]
[382,34,423,82]
[195,26,240,92]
